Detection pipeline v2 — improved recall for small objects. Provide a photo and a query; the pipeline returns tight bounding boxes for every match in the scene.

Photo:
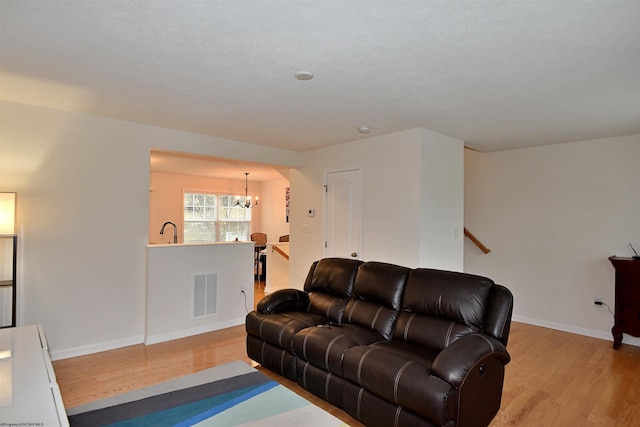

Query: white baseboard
[50,335,145,361]
[144,317,245,345]
[513,315,640,348]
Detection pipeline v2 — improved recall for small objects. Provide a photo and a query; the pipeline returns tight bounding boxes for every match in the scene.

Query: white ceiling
[1,0,639,155]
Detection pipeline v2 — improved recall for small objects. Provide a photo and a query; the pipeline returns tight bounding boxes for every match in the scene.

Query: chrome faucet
[160,221,177,244]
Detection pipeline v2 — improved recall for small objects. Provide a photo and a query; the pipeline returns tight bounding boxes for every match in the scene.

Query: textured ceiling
[1,0,639,153]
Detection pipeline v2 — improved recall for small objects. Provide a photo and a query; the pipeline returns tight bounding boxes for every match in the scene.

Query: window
[184,193,251,242]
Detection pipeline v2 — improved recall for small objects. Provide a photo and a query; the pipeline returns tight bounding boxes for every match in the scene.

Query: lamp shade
[0,192,16,235]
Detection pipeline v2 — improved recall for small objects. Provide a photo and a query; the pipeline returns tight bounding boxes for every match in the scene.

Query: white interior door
[324,168,362,260]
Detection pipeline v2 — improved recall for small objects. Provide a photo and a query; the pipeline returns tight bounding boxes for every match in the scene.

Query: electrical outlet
[594,296,603,305]
[240,286,245,293]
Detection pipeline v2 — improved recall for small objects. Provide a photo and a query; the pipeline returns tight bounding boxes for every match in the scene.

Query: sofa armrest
[256,289,309,314]
[431,334,510,387]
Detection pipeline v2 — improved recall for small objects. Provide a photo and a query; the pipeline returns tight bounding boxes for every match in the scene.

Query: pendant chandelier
[236,172,258,208]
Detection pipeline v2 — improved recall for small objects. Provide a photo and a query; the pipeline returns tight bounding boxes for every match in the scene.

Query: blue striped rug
[67,361,348,427]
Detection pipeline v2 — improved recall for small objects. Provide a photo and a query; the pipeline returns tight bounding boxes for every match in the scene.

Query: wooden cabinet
[609,257,640,349]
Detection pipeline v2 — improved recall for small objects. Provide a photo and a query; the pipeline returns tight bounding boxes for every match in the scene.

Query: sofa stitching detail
[302,362,309,389]
[260,341,266,364]
[325,334,345,371]
[404,313,416,341]
[325,372,332,400]
[280,351,285,374]
[302,333,310,361]
[394,406,402,427]
[278,324,286,347]
[393,361,412,404]
[356,387,364,419]
[349,300,360,323]
[355,347,375,385]
[437,294,443,316]
[370,306,384,330]
[445,321,455,348]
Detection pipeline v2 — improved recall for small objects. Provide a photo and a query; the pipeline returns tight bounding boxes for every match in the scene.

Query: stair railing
[272,244,289,261]
[464,228,491,254]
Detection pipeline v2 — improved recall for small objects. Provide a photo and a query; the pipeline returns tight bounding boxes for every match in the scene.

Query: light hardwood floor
[53,282,640,426]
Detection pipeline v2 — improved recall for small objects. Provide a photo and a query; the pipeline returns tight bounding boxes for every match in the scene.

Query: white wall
[464,135,640,346]
[258,176,290,243]
[289,128,464,288]
[0,100,302,358]
[146,242,254,344]
[419,128,464,271]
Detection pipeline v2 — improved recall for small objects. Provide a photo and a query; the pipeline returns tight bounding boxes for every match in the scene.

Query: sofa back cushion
[304,258,363,323]
[393,269,493,349]
[343,261,410,339]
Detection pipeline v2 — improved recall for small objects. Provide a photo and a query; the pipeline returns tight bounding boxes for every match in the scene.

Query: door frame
[322,166,363,260]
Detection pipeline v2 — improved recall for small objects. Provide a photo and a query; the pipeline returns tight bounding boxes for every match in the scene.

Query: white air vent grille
[194,273,217,317]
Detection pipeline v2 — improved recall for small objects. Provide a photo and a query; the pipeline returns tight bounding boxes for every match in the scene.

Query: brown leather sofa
[246,258,513,427]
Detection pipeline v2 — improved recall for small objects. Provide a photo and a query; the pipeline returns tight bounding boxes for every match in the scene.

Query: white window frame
[183,191,251,243]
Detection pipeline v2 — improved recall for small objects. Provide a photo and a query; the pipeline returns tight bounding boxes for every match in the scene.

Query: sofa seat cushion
[369,340,440,370]
[393,312,478,351]
[246,311,329,352]
[293,324,386,375]
[342,346,455,426]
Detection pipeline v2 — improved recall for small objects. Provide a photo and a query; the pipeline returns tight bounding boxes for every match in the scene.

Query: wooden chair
[250,233,267,280]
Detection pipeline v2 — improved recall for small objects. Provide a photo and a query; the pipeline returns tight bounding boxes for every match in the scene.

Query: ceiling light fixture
[236,172,258,208]
[294,71,314,81]
[358,126,371,134]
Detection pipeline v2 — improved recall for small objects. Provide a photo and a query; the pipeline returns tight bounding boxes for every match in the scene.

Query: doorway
[324,168,363,260]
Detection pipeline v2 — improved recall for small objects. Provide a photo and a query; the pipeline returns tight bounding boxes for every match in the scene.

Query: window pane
[220,195,234,207]
[194,206,204,220]
[219,221,249,241]
[184,221,216,242]
[184,193,195,220]
[219,196,249,221]
[183,192,251,243]
[205,206,215,220]
[184,206,194,220]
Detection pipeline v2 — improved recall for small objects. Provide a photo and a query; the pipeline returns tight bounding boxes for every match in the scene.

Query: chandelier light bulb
[236,172,258,208]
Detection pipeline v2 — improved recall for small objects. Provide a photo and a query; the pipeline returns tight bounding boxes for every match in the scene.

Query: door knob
[351,252,358,258]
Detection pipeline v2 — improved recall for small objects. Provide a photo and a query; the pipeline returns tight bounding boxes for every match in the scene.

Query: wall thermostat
[307,209,315,217]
